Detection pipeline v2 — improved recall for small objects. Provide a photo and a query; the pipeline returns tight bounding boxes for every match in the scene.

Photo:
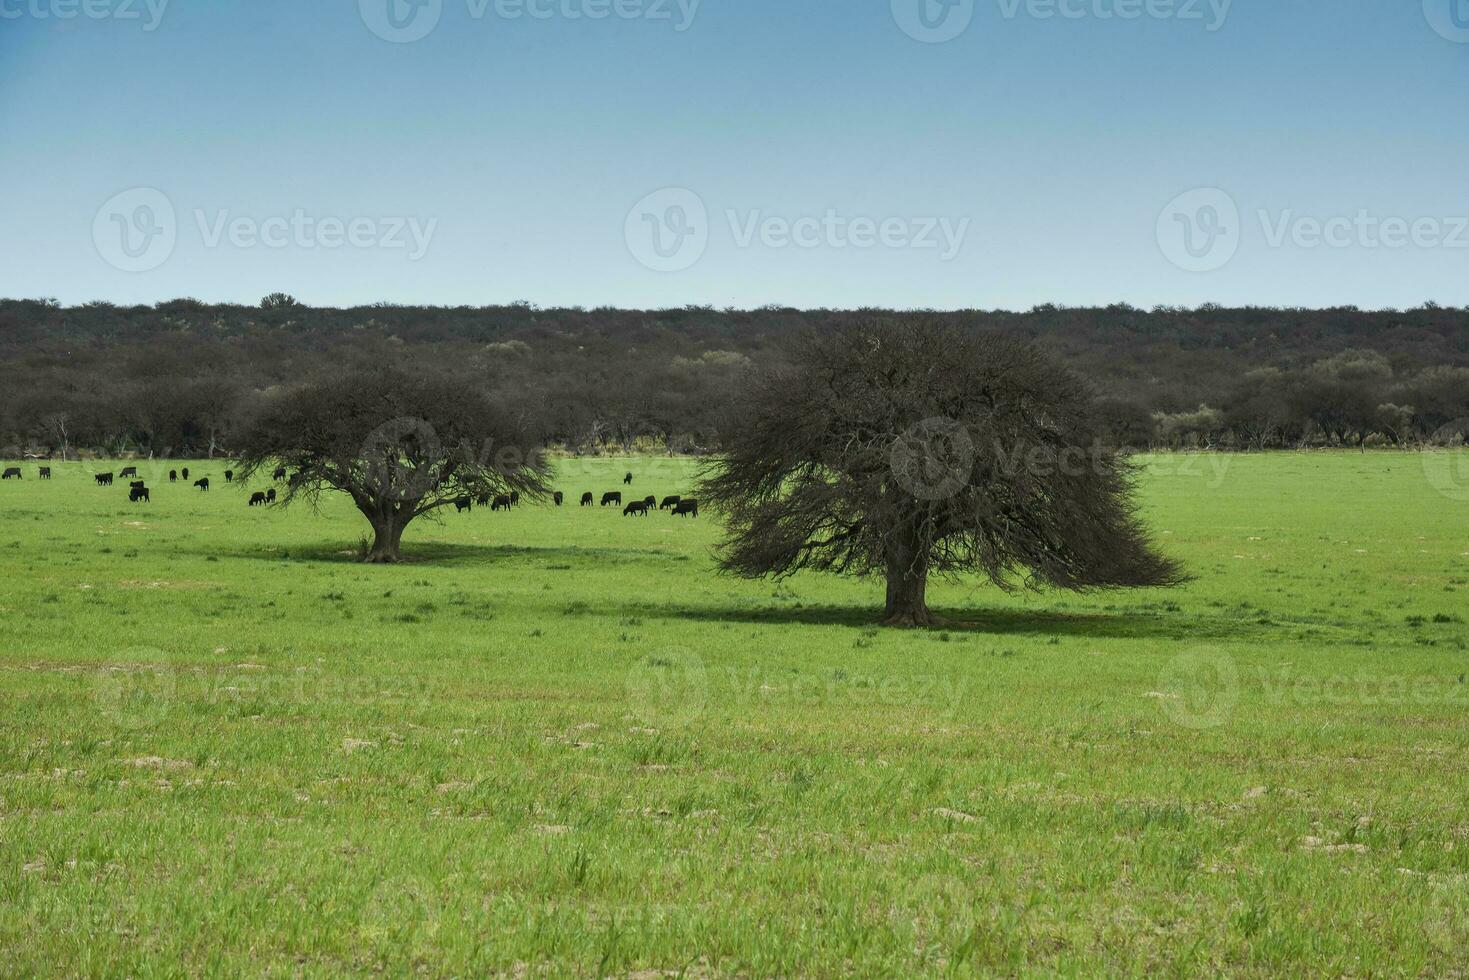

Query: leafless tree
[698,319,1186,627]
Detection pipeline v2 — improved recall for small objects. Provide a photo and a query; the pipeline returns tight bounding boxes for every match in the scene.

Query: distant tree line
[1,297,1466,458]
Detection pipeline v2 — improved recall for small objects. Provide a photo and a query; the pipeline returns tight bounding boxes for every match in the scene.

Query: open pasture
[0,453,1466,975]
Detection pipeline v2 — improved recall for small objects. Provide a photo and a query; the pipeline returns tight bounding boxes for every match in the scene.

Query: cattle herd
[2,464,700,519]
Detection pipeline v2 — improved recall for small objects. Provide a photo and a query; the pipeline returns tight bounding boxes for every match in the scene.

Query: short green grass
[1,452,1466,976]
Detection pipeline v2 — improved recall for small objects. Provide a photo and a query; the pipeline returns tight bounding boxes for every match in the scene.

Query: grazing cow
[623,500,650,517]
[454,496,473,513]
[1,467,20,480]
[224,470,234,482]
[510,491,521,506]
[249,491,267,506]
[553,491,564,506]
[601,492,622,507]
[169,470,178,482]
[476,494,491,507]
[194,478,209,491]
[492,494,512,512]
[266,488,277,503]
[95,472,113,486]
[580,492,594,507]
[129,480,145,489]
[623,472,633,485]
[672,499,699,518]
[181,468,190,480]
[642,495,656,509]
[129,486,150,503]
[660,495,681,510]
[118,466,138,478]
[273,466,287,481]
[38,467,50,480]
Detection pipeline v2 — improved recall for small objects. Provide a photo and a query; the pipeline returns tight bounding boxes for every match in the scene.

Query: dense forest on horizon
[2,297,1467,457]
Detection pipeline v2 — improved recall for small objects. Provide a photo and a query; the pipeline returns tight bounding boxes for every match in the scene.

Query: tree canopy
[699,319,1187,626]
[232,368,548,562]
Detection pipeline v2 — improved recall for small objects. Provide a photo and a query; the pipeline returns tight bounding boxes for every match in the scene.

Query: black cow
[623,500,650,517]
[601,492,622,507]
[129,486,150,503]
[169,470,178,482]
[623,472,633,485]
[553,491,564,506]
[492,494,512,512]
[672,499,699,518]
[642,495,656,509]
[580,492,594,507]
[475,494,492,507]
[1,467,20,480]
[273,466,287,481]
[266,488,277,503]
[510,491,521,506]
[181,468,190,480]
[660,495,681,510]
[95,472,113,486]
[224,470,234,482]
[129,480,145,490]
[249,491,267,506]
[194,478,209,491]
[118,466,138,478]
[454,496,473,513]
[38,467,50,480]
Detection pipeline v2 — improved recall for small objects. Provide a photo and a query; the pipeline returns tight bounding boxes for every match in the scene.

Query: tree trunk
[882,536,934,628]
[364,512,407,563]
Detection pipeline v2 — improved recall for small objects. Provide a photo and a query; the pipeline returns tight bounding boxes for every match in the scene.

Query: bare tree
[41,411,70,461]
[232,368,548,562]
[698,320,1186,627]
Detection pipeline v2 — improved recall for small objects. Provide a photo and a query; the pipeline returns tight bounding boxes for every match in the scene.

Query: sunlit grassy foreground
[0,453,1466,975]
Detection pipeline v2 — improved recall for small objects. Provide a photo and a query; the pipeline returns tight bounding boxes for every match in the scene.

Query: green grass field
[1,452,1466,976]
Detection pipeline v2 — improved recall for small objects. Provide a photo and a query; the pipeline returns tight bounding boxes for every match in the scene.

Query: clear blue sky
[2,0,1467,310]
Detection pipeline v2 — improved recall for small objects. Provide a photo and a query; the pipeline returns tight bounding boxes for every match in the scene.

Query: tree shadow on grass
[644,601,1268,642]
[182,540,658,568]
